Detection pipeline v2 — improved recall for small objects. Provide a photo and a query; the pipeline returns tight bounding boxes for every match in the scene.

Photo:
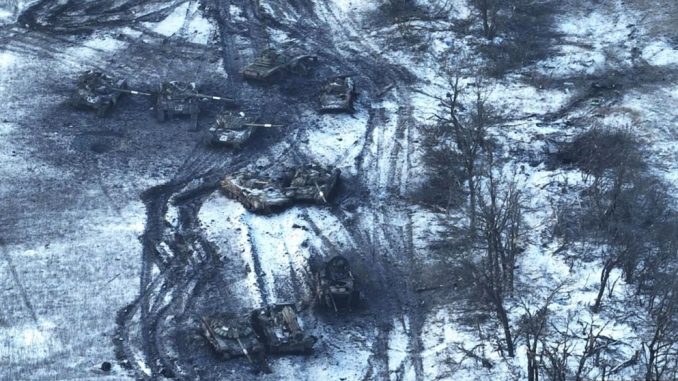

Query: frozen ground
[0,0,676,380]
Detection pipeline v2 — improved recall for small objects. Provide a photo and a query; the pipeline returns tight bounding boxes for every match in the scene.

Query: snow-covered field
[1,0,676,380]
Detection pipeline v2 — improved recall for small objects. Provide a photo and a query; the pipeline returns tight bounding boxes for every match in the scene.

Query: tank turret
[70,70,127,116]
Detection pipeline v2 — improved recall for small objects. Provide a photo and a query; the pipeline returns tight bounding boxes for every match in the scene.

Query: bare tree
[465,167,525,358]
[471,0,500,39]
[518,283,566,381]
[641,270,678,381]
[434,74,490,228]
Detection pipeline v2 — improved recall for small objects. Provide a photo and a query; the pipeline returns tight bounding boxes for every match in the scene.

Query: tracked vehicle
[252,304,316,355]
[208,112,282,147]
[202,315,263,360]
[153,81,234,127]
[220,165,340,213]
[315,255,361,311]
[319,76,356,112]
[70,70,127,116]
[241,46,318,81]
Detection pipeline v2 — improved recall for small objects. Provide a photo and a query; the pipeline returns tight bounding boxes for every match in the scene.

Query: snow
[642,39,678,67]
[142,1,216,45]
[298,109,368,173]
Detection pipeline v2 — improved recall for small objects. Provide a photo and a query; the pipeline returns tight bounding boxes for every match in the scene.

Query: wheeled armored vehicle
[315,255,361,311]
[319,76,356,112]
[220,164,340,213]
[208,112,282,147]
[251,304,316,355]
[241,45,318,80]
[201,315,263,360]
[70,70,127,116]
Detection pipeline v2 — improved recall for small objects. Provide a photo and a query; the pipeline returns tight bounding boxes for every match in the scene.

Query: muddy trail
[12,0,428,379]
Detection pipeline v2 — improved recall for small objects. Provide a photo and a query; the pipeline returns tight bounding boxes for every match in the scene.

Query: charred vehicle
[220,165,340,213]
[241,45,318,81]
[316,255,361,311]
[208,112,282,147]
[319,76,356,112]
[251,304,316,355]
[70,70,127,116]
[154,81,234,127]
[201,315,264,361]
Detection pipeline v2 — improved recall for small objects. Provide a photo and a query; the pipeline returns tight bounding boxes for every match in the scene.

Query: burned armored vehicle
[220,164,340,213]
[315,255,361,311]
[208,112,282,147]
[252,304,316,355]
[319,76,356,113]
[201,315,264,360]
[241,45,318,81]
[70,70,126,116]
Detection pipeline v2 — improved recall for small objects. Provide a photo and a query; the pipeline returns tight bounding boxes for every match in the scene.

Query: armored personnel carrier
[315,255,361,311]
[319,76,356,112]
[208,112,282,147]
[201,315,263,360]
[251,304,316,355]
[241,46,318,81]
[70,70,127,116]
[220,164,340,213]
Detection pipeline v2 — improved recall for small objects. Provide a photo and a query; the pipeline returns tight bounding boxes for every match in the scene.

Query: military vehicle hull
[70,71,127,116]
[319,76,355,113]
[220,166,340,214]
[316,255,361,311]
[155,82,199,123]
[251,304,316,355]
[241,46,318,81]
[209,112,257,148]
[202,316,263,360]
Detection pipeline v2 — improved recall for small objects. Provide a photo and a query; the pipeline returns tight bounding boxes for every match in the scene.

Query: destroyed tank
[316,255,361,311]
[241,46,318,81]
[70,70,127,116]
[208,112,282,147]
[154,81,200,124]
[220,164,340,213]
[319,76,356,112]
[251,304,316,355]
[202,315,264,360]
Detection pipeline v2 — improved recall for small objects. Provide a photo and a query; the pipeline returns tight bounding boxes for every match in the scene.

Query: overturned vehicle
[208,112,282,147]
[319,76,356,113]
[252,304,316,355]
[241,45,318,81]
[315,255,362,311]
[201,315,264,360]
[70,70,127,116]
[220,164,340,213]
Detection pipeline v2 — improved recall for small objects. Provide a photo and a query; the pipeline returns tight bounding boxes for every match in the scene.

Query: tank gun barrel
[193,93,236,102]
[110,88,153,96]
[242,123,283,128]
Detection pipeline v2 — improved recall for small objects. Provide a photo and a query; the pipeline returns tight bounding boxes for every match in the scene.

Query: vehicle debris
[208,112,282,147]
[202,315,264,361]
[220,164,340,213]
[241,45,318,81]
[70,70,127,116]
[319,76,356,113]
[315,255,362,311]
[251,304,317,355]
